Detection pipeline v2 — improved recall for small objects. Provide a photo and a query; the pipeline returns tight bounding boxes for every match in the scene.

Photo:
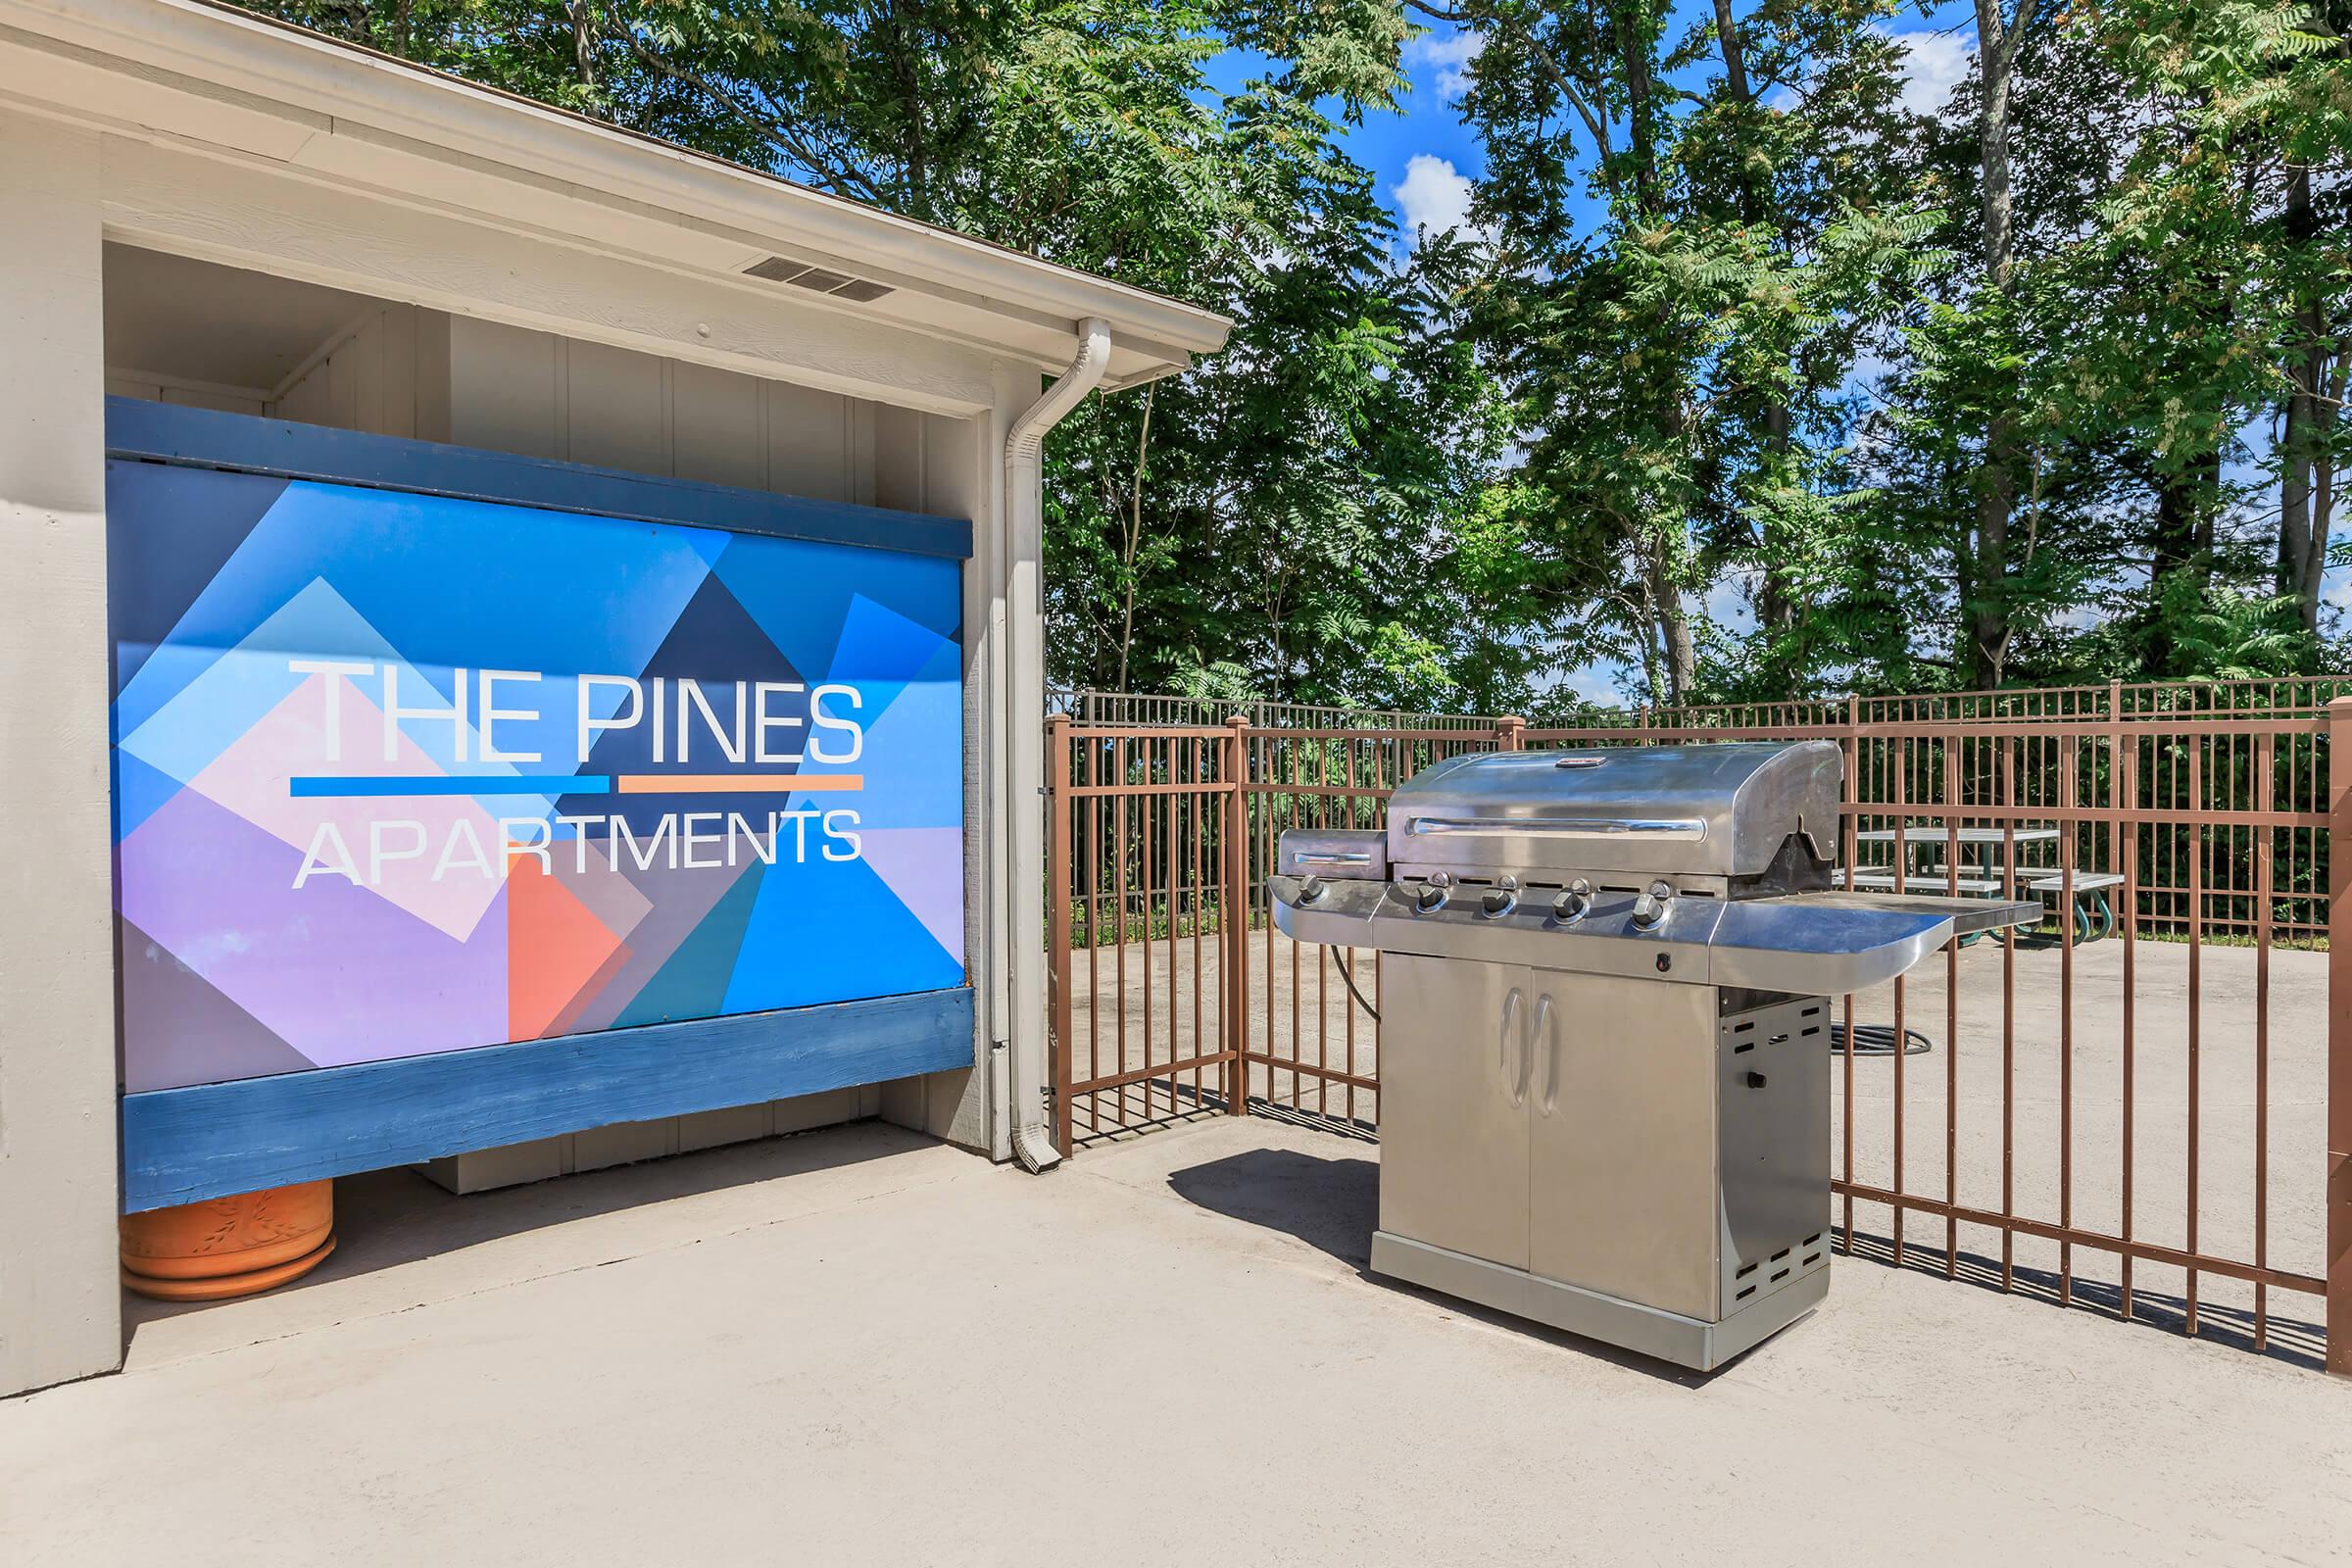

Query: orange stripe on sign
[613,773,863,794]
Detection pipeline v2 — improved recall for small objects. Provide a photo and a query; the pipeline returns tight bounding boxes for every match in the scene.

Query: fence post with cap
[1224,712,1251,1114]
[1047,712,1074,1157]
[2327,697,2351,1373]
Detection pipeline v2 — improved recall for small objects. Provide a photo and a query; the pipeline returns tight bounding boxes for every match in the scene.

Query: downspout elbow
[1002,318,1111,1173]
[1005,318,1113,473]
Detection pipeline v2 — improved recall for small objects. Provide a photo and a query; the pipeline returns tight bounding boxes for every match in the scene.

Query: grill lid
[1388,741,1842,883]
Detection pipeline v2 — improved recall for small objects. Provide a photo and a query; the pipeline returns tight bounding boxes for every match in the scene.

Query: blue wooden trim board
[104,397,973,561]
[121,988,974,1211]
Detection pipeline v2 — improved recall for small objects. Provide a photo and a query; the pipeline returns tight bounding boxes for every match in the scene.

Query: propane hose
[1832,1022,1933,1055]
[1324,946,1381,1024]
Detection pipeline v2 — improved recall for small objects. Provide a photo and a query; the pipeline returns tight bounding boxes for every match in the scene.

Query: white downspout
[1000,317,1111,1172]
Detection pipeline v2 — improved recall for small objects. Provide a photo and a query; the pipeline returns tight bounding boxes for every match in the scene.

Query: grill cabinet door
[1526,971,1721,1321]
[1376,953,1532,1270]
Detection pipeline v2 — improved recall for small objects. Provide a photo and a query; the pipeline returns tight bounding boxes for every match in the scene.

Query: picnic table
[1841,825,2120,942]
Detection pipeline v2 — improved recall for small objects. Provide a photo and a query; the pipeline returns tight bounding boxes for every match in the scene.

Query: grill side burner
[1269,740,2036,1371]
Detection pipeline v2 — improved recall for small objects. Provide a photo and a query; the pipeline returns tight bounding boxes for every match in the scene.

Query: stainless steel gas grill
[1269,740,2036,1370]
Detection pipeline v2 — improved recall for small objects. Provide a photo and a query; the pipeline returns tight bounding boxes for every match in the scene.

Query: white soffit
[0,0,1232,394]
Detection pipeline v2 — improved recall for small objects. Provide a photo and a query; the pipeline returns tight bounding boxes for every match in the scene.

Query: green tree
[247,0,1503,707]
[1425,0,1932,702]
[218,0,2352,702]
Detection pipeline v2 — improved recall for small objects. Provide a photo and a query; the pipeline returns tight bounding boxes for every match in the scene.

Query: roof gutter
[999,318,1110,1172]
[8,0,1233,361]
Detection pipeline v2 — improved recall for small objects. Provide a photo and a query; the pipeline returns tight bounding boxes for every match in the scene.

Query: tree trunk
[1617,7,1662,220]
[2314,352,2341,626]
[568,0,596,100]
[1710,0,1751,103]
[2150,450,2223,673]
[1967,0,2036,687]
[1114,385,1154,691]
[1759,403,1794,636]
[1645,523,1696,705]
[1971,415,2013,687]
[2152,460,2215,579]
[886,0,928,216]
[2279,165,2326,633]
[1620,2,1692,702]
[1710,0,1794,640]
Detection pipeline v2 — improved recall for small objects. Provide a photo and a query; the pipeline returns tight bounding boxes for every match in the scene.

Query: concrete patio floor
[1074,931,2334,1356]
[6,1114,2349,1567]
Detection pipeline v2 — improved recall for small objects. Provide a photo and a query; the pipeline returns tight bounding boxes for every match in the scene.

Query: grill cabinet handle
[1291,851,1374,864]
[1534,994,1559,1115]
[1404,815,1707,841]
[1500,988,1526,1107]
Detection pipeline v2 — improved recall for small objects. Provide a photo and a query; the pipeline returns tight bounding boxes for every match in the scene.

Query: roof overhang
[0,0,1233,403]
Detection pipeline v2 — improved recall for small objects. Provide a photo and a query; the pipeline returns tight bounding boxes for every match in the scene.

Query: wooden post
[1224,713,1251,1114]
[1046,714,1074,1157]
[1497,714,1525,752]
[2328,698,2352,1373]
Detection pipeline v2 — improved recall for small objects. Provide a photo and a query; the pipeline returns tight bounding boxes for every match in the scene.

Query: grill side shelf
[1707,892,2035,995]
[1765,891,2042,936]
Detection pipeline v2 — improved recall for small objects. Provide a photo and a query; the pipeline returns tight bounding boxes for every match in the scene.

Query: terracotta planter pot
[121,1180,336,1300]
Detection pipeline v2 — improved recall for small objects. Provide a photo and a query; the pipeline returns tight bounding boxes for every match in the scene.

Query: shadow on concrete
[1164,1145,1733,1387]
[1067,1081,1378,1153]
[1838,1226,2327,1371]
[122,1118,933,1342]
[1166,1146,1380,1268]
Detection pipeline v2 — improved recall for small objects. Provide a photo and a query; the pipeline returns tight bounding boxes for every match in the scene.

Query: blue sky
[1352,7,1983,705]
[1365,7,1979,254]
[1205,7,2337,706]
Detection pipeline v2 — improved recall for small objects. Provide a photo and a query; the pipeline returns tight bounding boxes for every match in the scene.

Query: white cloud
[1565,662,1630,707]
[1537,661,1634,709]
[1702,569,1759,636]
[1884,26,1973,120]
[1407,30,1485,100]
[1392,154,1480,244]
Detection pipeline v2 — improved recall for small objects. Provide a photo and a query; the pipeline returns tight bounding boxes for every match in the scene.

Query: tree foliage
[243,0,2352,709]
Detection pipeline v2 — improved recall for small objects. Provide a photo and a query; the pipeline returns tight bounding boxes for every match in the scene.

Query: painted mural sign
[107,461,963,1093]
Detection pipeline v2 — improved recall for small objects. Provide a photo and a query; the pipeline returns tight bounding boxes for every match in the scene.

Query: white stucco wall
[0,115,122,1396]
[0,0,1215,1396]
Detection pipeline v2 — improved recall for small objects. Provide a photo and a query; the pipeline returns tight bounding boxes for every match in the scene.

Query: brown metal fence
[1044,678,2352,1373]
[1051,688,1506,731]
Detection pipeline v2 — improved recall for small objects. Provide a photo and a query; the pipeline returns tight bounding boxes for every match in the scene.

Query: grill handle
[1500,988,1526,1107]
[1278,827,1387,880]
[1403,815,1708,841]
[1533,994,1558,1115]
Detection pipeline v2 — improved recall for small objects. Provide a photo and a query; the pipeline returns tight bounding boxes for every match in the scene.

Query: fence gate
[1044,681,2352,1374]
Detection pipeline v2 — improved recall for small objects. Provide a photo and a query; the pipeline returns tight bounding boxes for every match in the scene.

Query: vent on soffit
[743,256,897,303]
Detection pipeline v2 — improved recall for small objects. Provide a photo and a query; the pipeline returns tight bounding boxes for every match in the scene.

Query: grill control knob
[1631,880,1673,929]
[1415,881,1448,912]
[1479,876,1519,917]
[1299,876,1329,906]
[1550,877,1592,924]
